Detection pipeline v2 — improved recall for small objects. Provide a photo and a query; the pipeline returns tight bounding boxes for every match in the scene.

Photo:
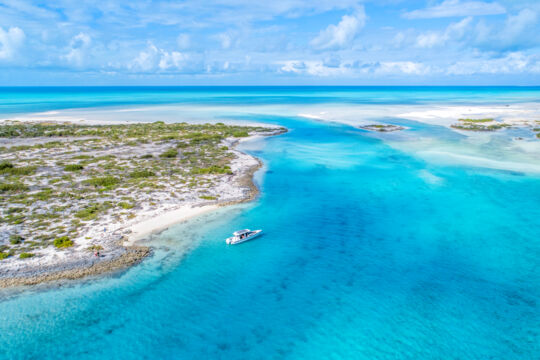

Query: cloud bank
[0,0,537,84]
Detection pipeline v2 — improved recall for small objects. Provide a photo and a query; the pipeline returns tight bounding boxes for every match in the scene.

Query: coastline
[123,138,265,247]
[0,127,284,289]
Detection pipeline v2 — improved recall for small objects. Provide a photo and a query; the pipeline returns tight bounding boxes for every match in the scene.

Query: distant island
[0,121,285,287]
[450,118,511,131]
[359,124,405,132]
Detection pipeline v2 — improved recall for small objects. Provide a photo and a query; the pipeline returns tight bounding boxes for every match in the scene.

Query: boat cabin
[233,229,250,239]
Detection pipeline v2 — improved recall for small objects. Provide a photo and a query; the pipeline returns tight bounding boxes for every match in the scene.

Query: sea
[0,87,539,359]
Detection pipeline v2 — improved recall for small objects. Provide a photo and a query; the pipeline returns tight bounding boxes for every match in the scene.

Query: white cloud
[130,44,159,72]
[470,8,538,51]
[446,52,540,74]
[280,60,348,76]
[159,51,186,70]
[129,43,187,72]
[376,61,430,75]
[0,26,25,60]
[280,58,430,77]
[310,7,366,50]
[404,0,506,19]
[500,9,537,43]
[416,17,473,48]
[64,32,92,66]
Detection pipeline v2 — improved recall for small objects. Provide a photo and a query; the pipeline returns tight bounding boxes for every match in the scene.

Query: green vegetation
[19,252,35,259]
[451,123,510,131]
[360,124,405,132]
[85,176,120,187]
[192,165,233,175]
[199,195,218,200]
[0,161,13,170]
[451,117,510,131]
[160,148,178,158]
[0,121,282,258]
[0,252,9,260]
[232,130,249,137]
[118,201,135,209]
[35,188,54,201]
[0,163,36,175]
[64,164,84,171]
[9,234,24,244]
[75,204,108,221]
[0,182,28,192]
[54,236,74,248]
[129,169,155,178]
[458,118,494,123]
[0,161,14,173]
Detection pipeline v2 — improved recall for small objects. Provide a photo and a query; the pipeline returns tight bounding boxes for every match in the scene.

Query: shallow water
[0,88,539,359]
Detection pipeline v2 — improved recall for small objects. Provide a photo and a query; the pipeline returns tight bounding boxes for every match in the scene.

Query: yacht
[226,229,262,245]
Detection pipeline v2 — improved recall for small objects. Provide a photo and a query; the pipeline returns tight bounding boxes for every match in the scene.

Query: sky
[0,0,539,85]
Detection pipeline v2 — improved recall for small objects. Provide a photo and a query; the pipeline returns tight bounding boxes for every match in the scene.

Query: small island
[0,121,285,286]
[359,124,405,132]
[450,118,511,131]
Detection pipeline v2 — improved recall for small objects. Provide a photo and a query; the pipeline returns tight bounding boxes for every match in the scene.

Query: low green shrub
[71,154,93,160]
[54,236,73,248]
[458,118,494,123]
[64,164,84,171]
[9,234,23,244]
[85,176,120,187]
[118,201,135,209]
[0,182,28,192]
[75,204,103,221]
[199,195,217,200]
[0,161,14,170]
[191,165,233,175]
[160,148,178,158]
[35,188,53,201]
[130,170,155,178]
[232,130,249,137]
[0,165,36,176]
[19,252,34,259]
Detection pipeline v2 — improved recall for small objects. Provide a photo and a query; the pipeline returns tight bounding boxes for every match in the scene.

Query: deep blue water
[0,88,539,359]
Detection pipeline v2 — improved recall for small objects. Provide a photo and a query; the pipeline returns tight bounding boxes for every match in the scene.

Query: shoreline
[0,128,283,289]
[123,141,264,247]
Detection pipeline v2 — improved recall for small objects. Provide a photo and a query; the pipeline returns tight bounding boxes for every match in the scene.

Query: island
[450,118,511,131]
[359,124,405,132]
[0,121,286,287]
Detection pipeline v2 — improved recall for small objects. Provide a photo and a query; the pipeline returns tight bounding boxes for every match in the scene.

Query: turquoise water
[0,88,539,359]
[1,86,540,116]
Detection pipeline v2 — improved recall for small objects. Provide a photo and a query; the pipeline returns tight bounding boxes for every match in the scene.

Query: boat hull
[226,230,262,245]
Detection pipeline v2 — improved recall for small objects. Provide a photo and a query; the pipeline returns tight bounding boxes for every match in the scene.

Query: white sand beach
[124,204,219,246]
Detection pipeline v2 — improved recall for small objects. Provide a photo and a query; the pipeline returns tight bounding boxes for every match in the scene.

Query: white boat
[226,229,262,245]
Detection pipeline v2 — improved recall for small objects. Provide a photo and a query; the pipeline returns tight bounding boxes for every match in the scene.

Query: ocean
[0,87,539,359]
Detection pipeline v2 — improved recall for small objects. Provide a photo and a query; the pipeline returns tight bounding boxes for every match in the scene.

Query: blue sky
[0,0,539,85]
